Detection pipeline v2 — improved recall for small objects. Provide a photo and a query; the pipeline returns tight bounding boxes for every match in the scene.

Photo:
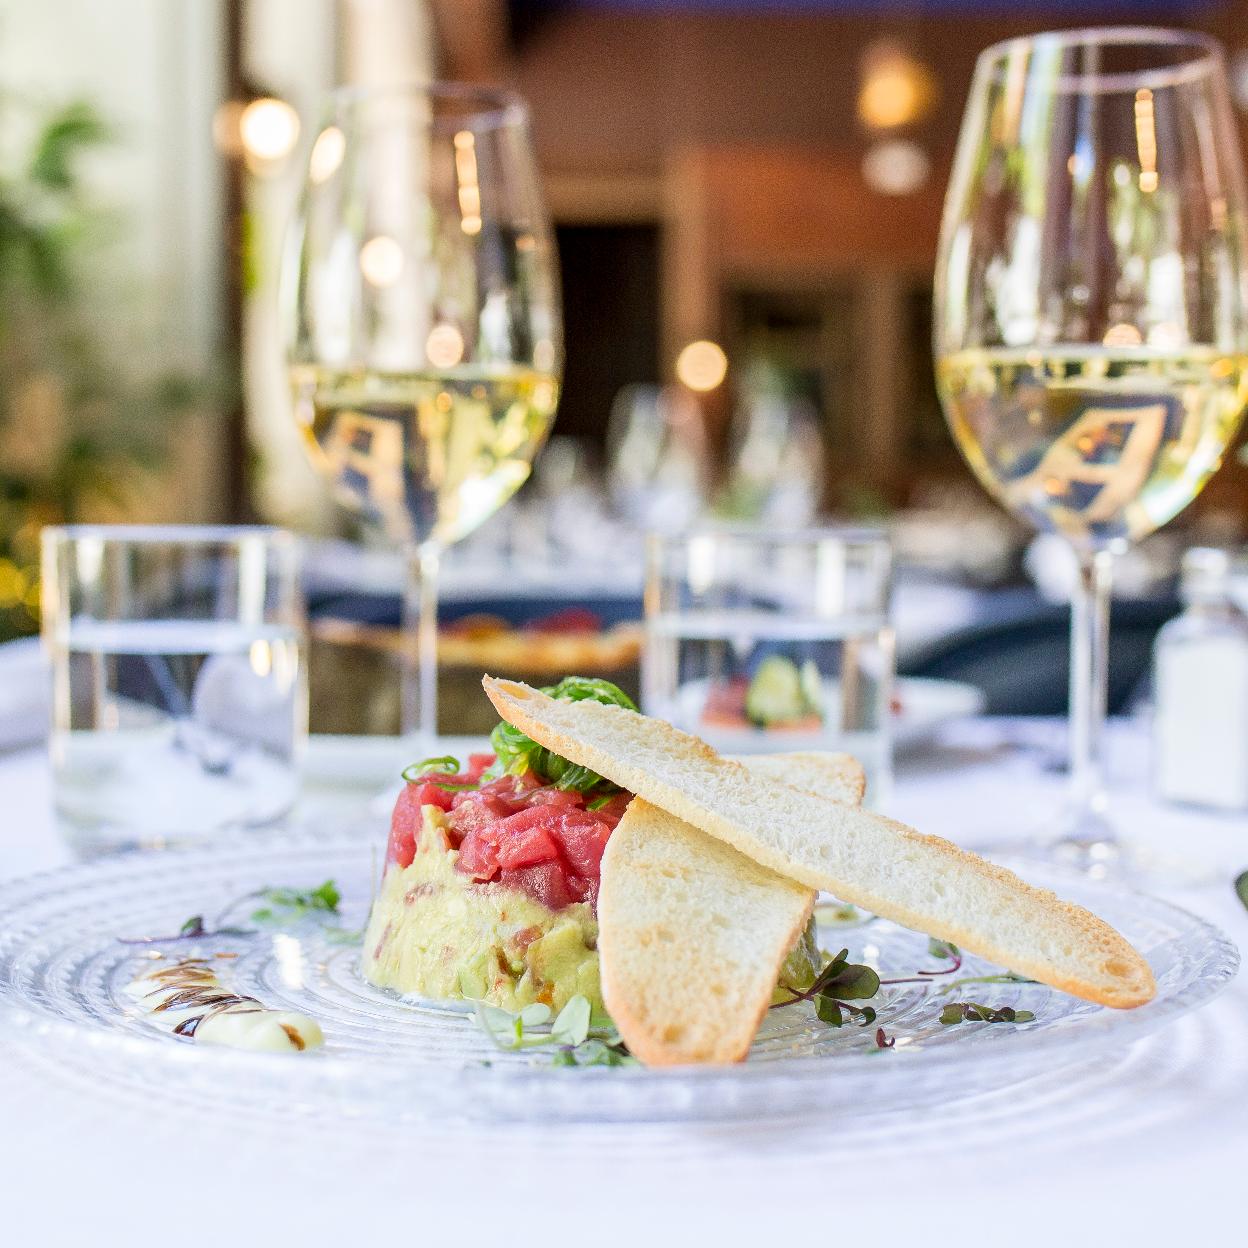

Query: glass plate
[0,831,1236,1125]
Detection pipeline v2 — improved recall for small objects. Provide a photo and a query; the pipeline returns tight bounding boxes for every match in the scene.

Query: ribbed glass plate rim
[0,829,1238,1110]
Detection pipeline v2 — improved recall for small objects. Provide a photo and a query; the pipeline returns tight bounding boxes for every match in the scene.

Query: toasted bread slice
[483,678,1156,1009]
[599,800,813,1066]
[599,752,865,1066]
[727,750,866,808]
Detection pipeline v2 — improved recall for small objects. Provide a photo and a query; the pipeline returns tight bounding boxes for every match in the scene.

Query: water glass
[643,527,894,805]
[41,526,307,850]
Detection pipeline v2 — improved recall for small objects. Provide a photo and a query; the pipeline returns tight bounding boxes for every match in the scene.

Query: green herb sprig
[119,878,347,946]
[490,676,637,795]
[773,947,882,1028]
[939,1001,1035,1025]
[117,914,253,945]
[473,994,638,1067]
[250,879,341,925]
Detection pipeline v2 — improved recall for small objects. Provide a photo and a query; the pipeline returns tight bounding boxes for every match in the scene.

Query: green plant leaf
[551,994,592,1047]
[310,880,341,913]
[815,996,844,1026]
[473,997,635,1066]
[251,879,341,923]
[28,100,110,191]
[820,962,881,1001]
[940,1001,1035,1025]
[518,1002,552,1028]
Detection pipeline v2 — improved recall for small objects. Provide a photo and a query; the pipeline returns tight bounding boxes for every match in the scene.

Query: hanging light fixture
[857,40,937,132]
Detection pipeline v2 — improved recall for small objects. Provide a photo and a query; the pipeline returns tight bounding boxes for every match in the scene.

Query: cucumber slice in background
[745,655,806,726]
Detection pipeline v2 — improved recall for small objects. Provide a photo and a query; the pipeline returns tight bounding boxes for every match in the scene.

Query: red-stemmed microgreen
[772,948,881,1028]
[119,879,345,945]
[939,1001,1035,1025]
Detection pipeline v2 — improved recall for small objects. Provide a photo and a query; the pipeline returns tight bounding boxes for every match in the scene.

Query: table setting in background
[4,21,1248,1248]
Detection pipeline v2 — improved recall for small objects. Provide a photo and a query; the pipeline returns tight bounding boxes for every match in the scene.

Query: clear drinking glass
[282,85,562,745]
[40,526,307,851]
[643,528,894,806]
[934,28,1248,866]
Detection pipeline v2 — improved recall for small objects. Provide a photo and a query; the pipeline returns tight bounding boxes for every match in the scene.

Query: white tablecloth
[1,721,1244,1247]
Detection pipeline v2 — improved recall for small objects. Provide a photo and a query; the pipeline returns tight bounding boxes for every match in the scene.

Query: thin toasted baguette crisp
[599,752,865,1066]
[727,750,866,808]
[483,678,1156,1009]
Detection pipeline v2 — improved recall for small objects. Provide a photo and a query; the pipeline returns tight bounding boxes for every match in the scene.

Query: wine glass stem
[402,540,441,748]
[1067,548,1114,841]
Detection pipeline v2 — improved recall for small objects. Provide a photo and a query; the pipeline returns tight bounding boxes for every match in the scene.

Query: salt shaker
[1153,547,1248,810]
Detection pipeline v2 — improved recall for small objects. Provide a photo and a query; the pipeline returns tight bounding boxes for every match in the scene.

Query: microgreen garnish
[490,676,637,794]
[877,938,966,986]
[250,880,341,925]
[117,914,253,945]
[472,994,638,1067]
[1235,870,1248,914]
[772,939,1042,1038]
[120,879,348,946]
[773,947,881,1027]
[549,1037,636,1068]
[939,1002,1035,1025]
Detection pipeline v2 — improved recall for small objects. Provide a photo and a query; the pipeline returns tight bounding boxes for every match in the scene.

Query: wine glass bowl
[282,84,562,740]
[934,28,1248,865]
[286,84,561,547]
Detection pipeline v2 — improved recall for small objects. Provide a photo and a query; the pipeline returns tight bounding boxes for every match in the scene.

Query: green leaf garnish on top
[401,756,478,789]
[490,676,638,794]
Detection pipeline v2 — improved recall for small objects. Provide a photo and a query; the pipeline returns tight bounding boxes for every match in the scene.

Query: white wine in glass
[290,365,559,547]
[938,346,1248,547]
[934,29,1248,867]
[283,85,562,744]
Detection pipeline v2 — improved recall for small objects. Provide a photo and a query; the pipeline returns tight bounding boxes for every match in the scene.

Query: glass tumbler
[643,527,894,806]
[41,526,307,851]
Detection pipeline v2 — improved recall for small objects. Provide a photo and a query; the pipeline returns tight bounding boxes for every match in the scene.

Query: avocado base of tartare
[362,809,825,1018]
[363,806,604,1015]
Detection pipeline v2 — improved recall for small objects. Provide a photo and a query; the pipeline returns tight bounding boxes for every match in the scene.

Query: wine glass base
[1045,803,1121,879]
[968,805,1218,888]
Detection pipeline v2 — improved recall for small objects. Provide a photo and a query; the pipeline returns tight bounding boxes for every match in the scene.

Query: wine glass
[283,84,561,745]
[606,384,708,532]
[934,28,1248,869]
